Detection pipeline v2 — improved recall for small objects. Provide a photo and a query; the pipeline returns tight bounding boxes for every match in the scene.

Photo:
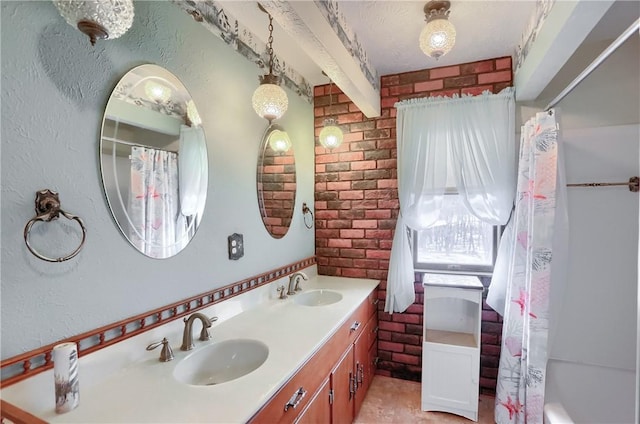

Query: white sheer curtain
[386,88,515,313]
[128,146,180,258]
[178,124,208,240]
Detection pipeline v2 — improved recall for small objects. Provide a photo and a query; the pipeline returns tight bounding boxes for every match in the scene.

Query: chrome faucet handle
[146,337,174,362]
[199,316,219,341]
[277,285,287,299]
[294,278,303,291]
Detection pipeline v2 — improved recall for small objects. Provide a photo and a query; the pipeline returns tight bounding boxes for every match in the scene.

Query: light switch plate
[228,233,244,260]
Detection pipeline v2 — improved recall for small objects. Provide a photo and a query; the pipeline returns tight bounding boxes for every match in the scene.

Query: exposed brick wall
[258,147,295,237]
[313,56,512,395]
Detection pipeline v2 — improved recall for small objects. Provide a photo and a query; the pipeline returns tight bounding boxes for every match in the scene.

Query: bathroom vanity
[0,274,379,423]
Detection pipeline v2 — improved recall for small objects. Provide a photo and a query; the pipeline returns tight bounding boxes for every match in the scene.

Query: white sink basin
[293,290,343,306]
[173,339,268,386]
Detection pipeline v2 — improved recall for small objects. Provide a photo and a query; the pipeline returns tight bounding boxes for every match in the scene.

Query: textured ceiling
[337,0,537,76]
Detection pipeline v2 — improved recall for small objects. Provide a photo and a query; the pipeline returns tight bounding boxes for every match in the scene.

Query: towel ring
[302,203,314,229]
[23,189,87,263]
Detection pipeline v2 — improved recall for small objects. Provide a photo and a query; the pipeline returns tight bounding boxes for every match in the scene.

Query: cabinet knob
[350,321,361,332]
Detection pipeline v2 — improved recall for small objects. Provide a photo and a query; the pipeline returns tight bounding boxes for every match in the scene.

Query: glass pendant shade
[268,129,292,152]
[319,118,344,150]
[144,81,172,104]
[252,80,289,123]
[52,0,135,46]
[419,17,456,59]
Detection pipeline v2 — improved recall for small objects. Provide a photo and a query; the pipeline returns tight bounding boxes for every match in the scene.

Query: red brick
[315,210,338,219]
[460,60,495,75]
[414,79,444,93]
[378,330,393,341]
[340,229,364,239]
[381,97,399,108]
[376,118,396,129]
[391,352,420,366]
[316,229,340,238]
[478,70,512,84]
[444,75,477,88]
[353,259,380,269]
[316,153,340,164]
[404,344,423,356]
[338,112,364,123]
[392,313,421,324]
[314,85,326,96]
[381,75,400,87]
[341,268,367,278]
[379,341,405,353]
[376,159,397,169]
[326,181,351,191]
[366,250,391,260]
[378,320,405,333]
[482,310,499,322]
[339,190,364,200]
[351,161,377,171]
[430,65,460,79]
[378,199,399,209]
[377,179,397,189]
[328,257,353,267]
[351,200,378,209]
[367,269,387,280]
[365,209,391,219]
[315,164,326,173]
[495,57,512,70]
[481,345,502,356]
[339,151,364,162]
[352,220,378,229]
[391,332,422,345]
[344,132,364,142]
[389,84,414,96]
[352,239,378,249]
[327,238,352,248]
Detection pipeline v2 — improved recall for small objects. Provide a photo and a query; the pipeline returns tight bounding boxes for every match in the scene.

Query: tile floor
[355,376,495,423]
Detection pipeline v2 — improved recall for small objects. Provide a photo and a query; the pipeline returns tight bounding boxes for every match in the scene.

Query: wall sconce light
[318,76,343,150]
[144,81,172,104]
[252,6,288,123]
[52,0,135,46]
[419,0,456,60]
[268,129,292,153]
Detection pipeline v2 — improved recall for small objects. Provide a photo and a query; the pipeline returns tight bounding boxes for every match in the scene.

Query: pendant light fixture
[318,76,343,150]
[419,0,456,60]
[252,5,288,123]
[52,0,135,46]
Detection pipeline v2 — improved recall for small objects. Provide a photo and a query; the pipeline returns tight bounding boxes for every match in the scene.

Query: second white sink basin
[294,289,343,306]
[173,339,268,386]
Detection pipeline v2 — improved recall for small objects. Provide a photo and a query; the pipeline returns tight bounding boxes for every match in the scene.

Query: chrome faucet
[287,271,309,295]
[180,312,215,351]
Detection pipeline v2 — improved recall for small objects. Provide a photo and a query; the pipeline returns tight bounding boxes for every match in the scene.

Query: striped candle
[52,342,79,413]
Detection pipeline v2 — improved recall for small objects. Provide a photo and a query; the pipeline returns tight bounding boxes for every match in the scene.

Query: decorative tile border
[172,0,313,103]
[313,0,379,90]
[0,256,316,387]
[514,0,556,72]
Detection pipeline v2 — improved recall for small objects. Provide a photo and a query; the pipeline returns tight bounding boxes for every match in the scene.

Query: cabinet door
[422,342,479,417]
[330,345,354,424]
[353,331,368,416]
[295,377,331,424]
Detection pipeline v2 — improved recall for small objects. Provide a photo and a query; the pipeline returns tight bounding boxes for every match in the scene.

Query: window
[413,193,499,275]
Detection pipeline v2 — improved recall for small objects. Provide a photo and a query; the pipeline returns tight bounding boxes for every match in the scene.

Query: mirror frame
[256,124,297,239]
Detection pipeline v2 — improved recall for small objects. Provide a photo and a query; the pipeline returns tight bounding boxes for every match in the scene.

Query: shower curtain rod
[545,18,640,111]
[103,136,178,154]
[567,176,639,192]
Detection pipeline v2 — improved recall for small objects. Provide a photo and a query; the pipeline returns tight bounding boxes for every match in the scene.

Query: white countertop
[1,274,379,423]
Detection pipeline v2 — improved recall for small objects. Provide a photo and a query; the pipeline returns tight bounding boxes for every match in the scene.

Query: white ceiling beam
[259,1,381,118]
[515,0,615,102]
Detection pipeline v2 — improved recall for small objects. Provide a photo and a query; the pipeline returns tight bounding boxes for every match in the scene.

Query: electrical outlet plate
[228,233,244,260]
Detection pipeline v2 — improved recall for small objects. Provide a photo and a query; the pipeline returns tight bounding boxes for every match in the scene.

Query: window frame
[412,193,501,277]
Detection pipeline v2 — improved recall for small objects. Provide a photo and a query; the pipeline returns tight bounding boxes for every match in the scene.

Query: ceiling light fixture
[318,76,343,150]
[419,0,456,60]
[144,81,172,104]
[252,5,288,123]
[52,0,135,46]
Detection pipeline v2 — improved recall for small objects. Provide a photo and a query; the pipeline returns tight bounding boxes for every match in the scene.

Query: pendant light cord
[267,14,274,75]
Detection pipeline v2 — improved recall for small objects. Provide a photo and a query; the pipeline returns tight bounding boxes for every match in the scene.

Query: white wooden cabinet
[421,274,483,422]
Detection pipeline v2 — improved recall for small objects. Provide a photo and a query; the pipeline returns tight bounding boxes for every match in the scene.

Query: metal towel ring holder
[302,203,314,229]
[23,189,87,263]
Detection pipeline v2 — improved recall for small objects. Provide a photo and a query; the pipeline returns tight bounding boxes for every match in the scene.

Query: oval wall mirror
[100,64,208,259]
[257,124,296,239]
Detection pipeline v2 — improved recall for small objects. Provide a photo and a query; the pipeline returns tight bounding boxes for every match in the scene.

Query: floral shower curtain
[491,110,563,423]
[128,146,180,258]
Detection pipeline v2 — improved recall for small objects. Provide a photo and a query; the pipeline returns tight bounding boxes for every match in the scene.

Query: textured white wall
[0,1,314,359]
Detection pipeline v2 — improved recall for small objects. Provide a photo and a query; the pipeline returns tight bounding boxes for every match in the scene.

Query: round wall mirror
[257,124,296,239]
[100,64,208,259]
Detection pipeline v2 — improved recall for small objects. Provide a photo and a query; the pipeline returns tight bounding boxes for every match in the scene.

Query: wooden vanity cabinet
[250,288,378,424]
